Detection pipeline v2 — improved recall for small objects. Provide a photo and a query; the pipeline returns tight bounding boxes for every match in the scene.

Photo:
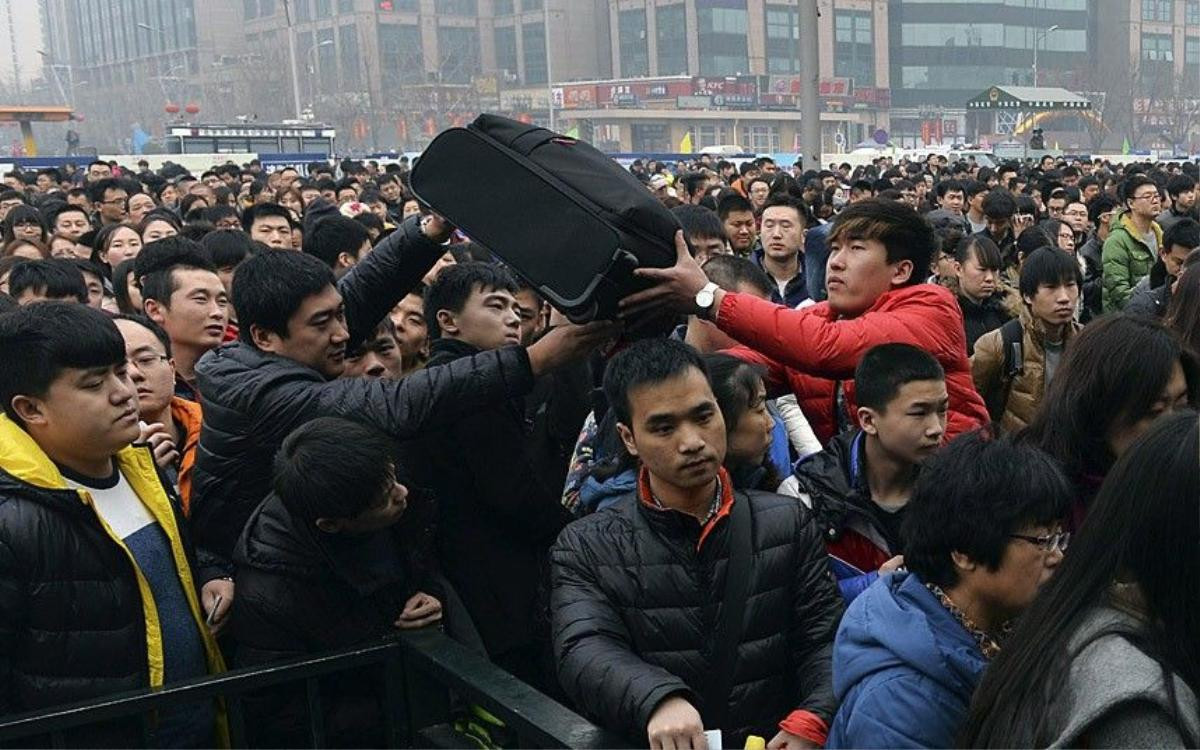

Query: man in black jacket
[411,262,579,692]
[0,303,228,746]
[1125,218,1199,318]
[551,339,842,750]
[233,416,441,746]
[191,215,611,557]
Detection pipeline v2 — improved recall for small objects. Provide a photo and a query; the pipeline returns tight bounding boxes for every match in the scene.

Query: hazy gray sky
[0,0,44,92]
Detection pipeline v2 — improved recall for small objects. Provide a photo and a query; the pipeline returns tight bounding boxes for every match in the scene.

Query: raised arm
[337,215,450,348]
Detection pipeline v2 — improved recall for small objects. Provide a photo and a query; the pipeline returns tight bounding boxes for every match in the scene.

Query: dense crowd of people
[0,147,1196,749]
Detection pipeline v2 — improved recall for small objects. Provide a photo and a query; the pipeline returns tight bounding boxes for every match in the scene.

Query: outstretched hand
[526,320,620,376]
[419,212,454,244]
[619,231,710,320]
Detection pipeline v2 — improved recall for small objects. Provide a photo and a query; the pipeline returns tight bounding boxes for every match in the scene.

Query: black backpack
[984,317,1025,425]
[410,114,680,332]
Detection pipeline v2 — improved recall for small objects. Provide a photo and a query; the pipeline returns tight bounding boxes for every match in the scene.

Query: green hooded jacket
[1101,210,1162,312]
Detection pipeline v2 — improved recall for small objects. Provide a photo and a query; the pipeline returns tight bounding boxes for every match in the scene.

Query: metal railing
[0,629,625,749]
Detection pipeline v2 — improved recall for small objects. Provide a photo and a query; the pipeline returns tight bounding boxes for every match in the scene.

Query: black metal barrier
[0,629,625,749]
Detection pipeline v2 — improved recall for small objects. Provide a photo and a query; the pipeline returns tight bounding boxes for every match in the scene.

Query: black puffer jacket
[958,293,1013,356]
[232,493,434,746]
[410,338,574,663]
[193,216,488,557]
[0,424,223,744]
[550,490,842,746]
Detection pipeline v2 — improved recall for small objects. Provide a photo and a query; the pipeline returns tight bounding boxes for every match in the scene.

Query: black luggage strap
[703,491,754,730]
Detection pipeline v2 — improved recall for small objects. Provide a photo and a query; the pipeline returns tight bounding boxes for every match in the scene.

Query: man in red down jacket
[622,198,988,445]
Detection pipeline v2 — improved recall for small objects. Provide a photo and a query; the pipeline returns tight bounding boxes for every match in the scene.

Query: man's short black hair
[717,193,754,221]
[234,249,335,345]
[903,432,1071,588]
[305,216,371,269]
[140,239,219,309]
[936,179,964,200]
[827,199,936,287]
[241,202,294,233]
[679,171,709,199]
[760,193,807,226]
[202,204,238,226]
[0,302,125,424]
[1087,195,1118,227]
[9,258,87,303]
[273,417,400,524]
[423,262,518,340]
[87,176,129,204]
[112,313,173,357]
[1019,248,1083,301]
[201,228,256,269]
[603,338,708,428]
[854,343,945,412]
[963,179,989,199]
[981,189,1017,220]
[44,201,88,228]
[1119,174,1159,205]
[1163,218,1200,254]
[672,205,724,242]
[1166,174,1196,199]
[701,254,773,297]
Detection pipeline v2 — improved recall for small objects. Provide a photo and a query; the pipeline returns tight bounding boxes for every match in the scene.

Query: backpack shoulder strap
[702,490,754,730]
[985,318,1025,425]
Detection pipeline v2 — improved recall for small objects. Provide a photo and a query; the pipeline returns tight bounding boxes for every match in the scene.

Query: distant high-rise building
[36,0,244,149]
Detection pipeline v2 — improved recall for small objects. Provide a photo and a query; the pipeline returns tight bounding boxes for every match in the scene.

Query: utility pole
[798,0,820,169]
[284,0,303,120]
[543,1,555,131]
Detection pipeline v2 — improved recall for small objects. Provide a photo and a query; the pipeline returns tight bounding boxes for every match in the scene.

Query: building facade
[38,0,245,151]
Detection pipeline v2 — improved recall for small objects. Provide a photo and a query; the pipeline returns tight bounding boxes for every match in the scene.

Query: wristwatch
[694,282,720,320]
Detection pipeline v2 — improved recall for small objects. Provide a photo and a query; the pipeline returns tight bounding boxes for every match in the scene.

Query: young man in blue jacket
[826,432,1071,748]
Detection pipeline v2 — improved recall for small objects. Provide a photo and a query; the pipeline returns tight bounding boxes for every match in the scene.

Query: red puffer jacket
[718,284,989,445]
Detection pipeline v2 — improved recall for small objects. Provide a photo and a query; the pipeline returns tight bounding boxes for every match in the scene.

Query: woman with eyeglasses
[825,432,1072,749]
[961,411,1199,748]
[1020,314,1197,532]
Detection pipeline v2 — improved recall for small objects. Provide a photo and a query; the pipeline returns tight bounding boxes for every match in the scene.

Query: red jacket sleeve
[715,292,937,380]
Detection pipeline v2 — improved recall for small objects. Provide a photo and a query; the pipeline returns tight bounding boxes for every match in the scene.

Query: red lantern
[184,103,200,115]
[164,102,180,114]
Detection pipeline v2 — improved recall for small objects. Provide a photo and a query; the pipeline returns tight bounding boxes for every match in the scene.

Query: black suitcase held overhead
[409,114,681,329]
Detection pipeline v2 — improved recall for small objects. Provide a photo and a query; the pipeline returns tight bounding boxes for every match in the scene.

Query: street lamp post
[307,39,335,117]
[1032,24,1059,87]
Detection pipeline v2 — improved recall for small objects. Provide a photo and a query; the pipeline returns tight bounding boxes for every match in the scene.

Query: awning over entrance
[966,86,1092,111]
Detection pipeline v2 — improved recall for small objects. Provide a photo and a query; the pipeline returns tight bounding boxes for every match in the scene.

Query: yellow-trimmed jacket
[0,415,228,745]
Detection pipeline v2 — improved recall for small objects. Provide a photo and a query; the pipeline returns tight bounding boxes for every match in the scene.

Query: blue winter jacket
[826,571,987,749]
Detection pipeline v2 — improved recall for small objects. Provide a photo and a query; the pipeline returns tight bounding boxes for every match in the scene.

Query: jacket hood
[834,571,986,701]
[427,337,482,367]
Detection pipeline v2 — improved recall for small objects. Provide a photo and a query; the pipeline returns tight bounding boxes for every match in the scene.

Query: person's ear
[315,517,342,534]
[1022,292,1034,308]
[250,323,283,353]
[891,258,915,286]
[858,406,879,436]
[336,252,356,269]
[435,309,459,337]
[951,550,977,573]
[10,394,47,426]
[952,260,964,277]
[144,297,166,324]
[616,421,639,458]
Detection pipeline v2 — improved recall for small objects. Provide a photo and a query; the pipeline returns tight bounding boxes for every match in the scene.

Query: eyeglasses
[1009,531,1071,553]
[129,353,170,370]
[1131,193,1161,202]
[101,197,128,206]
